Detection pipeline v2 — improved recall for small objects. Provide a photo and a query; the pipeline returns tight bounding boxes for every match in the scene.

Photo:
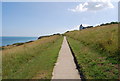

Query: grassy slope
[65,24,118,79]
[2,35,63,79]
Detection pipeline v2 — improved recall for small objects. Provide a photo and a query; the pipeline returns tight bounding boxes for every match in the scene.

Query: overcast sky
[2,0,118,37]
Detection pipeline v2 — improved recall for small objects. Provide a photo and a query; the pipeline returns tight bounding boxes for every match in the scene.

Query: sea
[0,36,38,46]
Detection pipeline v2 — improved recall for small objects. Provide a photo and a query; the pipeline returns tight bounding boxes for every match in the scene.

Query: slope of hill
[2,35,63,79]
[65,24,119,79]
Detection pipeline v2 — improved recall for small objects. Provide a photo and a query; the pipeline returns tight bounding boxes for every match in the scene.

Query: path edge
[66,37,86,81]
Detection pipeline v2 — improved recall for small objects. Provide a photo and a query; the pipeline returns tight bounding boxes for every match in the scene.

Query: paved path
[52,36,81,79]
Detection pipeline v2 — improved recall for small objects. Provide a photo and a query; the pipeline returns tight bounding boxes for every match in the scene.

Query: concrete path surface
[52,36,81,79]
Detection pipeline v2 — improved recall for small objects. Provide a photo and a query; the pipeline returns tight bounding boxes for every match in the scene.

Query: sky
[0,2,2,37]
[2,0,119,37]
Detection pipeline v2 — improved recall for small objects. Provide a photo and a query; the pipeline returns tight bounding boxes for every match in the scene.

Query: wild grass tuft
[2,35,63,79]
[65,24,119,79]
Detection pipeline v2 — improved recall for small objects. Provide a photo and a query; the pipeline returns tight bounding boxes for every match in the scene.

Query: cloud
[66,25,79,31]
[68,0,114,12]
[82,24,91,27]
[67,24,91,31]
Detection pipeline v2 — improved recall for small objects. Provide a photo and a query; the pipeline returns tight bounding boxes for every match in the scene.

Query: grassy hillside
[2,35,63,79]
[65,24,119,79]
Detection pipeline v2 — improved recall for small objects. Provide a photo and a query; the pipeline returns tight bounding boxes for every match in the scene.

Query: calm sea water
[0,37,38,46]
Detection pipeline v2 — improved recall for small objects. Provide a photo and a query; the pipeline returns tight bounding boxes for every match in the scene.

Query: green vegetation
[38,33,61,39]
[2,35,63,79]
[65,24,119,79]
[99,22,119,26]
[13,43,24,46]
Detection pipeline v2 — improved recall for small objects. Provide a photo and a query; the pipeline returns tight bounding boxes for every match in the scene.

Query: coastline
[0,40,35,50]
[1,36,38,47]
[0,34,61,50]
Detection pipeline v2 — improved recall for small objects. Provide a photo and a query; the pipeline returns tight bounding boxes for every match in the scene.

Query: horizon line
[1,0,119,2]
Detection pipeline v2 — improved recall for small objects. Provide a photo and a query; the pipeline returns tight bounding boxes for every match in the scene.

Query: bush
[13,43,24,46]
[100,22,119,26]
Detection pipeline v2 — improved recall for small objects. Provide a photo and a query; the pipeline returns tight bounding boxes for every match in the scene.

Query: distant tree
[87,26,93,28]
[66,31,69,33]
[100,23,105,26]
[53,33,61,35]
[110,22,119,24]
[100,22,119,26]
[38,36,49,39]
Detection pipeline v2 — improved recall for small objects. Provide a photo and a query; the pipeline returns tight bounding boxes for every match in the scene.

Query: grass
[65,24,119,79]
[2,35,63,79]
[0,51,1,81]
